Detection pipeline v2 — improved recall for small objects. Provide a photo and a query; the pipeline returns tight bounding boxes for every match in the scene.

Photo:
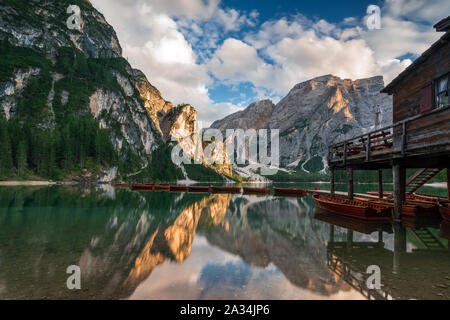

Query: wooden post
[343,143,347,165]
[366,133,371,162]
[330,167,335,197]
[378,169,383,199]
[393,163,406,221]
[346,230,354,251]
[329,225,335,245]
[447,168,450,201]
[393,223,406,274]
[347,167,354,200]
[401,122,407,157]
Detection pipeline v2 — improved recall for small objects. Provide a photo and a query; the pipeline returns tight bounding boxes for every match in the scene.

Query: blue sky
[91,0,447,125]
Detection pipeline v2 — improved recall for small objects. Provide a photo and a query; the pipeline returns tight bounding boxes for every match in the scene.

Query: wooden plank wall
[406,107,450,150]
[392,40,450,123]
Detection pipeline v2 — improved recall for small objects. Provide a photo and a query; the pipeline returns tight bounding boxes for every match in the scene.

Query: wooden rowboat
[367,191,447,203]
[440,221,450,240]
[357,195,440,218]
[154,184,170,191]
[400,202,440,218]
[273,187,307,197]
[188,186,211,193]
[113,183,129,188]
[242,187,270,195]
[439,202,450,222]
[412,193,449,203]
[169,185,189,192]
[131,184,154,191]
[211,186,241,194]
[402,216,442,230]
[313,194,392,222]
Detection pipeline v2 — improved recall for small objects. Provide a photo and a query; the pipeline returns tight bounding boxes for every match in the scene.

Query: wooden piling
[447,168,450,201]
[347,167,354,200]
[378,169,383,199]
[393,163,406,221]
[330,167,335,197]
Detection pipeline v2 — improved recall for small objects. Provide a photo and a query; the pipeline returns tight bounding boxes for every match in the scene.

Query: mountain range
[0,0,230,182]
[0,0,393,182]
[211,75,392,176]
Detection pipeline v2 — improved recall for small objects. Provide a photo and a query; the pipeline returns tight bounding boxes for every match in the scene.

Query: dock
[327,18,450,221]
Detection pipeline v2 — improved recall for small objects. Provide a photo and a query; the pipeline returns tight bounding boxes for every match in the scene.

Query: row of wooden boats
[366,191,448,203]
[116,183,307,197]
[312,193,450,223]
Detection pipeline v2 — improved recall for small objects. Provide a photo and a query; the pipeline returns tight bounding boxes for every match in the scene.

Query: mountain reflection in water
[0,185,448,300]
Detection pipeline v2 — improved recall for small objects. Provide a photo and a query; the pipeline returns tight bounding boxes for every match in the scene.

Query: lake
[0,183,449,300]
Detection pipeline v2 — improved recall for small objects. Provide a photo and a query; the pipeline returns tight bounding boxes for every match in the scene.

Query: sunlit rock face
[270,75,392,169]
[161,104,233,176]
[124,229,166,290]
[122,194,231,290]
[211,75,392,171]
[0,0,166,175]
[132,69,173,134]
[164,194,232,262]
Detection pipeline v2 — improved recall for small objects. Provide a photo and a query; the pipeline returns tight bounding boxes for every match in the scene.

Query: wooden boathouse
[328,16,450,221]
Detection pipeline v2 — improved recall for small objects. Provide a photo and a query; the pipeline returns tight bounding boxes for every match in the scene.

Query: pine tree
[0,121,13,178]
[16,140,27,177]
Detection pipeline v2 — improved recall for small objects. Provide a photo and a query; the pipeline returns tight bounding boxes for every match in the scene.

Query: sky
[90,0,449,126]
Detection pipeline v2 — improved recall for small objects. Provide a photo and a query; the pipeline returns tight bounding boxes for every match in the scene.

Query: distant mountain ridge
[0,0,229,182]
[211,75,393,173]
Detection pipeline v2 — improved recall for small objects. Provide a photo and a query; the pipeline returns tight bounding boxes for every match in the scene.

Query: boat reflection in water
[0,186,448,300]
[315,208,450,300]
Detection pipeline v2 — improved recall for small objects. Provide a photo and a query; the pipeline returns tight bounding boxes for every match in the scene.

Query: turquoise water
[0,184,449,300]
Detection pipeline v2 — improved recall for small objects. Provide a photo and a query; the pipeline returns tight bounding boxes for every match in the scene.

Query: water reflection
[0,186,448,300]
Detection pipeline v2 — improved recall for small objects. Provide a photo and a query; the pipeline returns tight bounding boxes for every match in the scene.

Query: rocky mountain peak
[132,69,173,134]
[211,75,392,173]
[210,99,275,133]
[0,0,122,58]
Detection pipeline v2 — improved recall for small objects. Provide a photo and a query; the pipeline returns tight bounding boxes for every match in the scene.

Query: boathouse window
[435,73,449,108]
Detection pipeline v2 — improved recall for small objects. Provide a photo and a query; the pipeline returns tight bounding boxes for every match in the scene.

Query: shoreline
[0,181,77,186]
[0,180,447,189]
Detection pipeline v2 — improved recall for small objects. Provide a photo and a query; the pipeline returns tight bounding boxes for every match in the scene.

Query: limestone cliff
[211,75,392,172]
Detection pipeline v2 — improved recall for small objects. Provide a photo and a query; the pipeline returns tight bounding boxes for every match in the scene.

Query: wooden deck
[328,105,450,169]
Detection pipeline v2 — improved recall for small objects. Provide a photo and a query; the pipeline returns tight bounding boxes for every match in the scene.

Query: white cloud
[362,16,440,62]
[209,1,445,95]
[91,0,247,125]
[91,0,447,124]
[384,0,450,23]
[208,39,265,78]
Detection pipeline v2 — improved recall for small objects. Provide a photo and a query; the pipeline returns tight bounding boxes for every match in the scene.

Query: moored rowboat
[367,191,447,203]
[169,185,189,192]
[440,221,450,240]
[211,186,241,194]
[439,202,450,222]
[131,184,154,191]
[242,187,270,195]
[400,202,439,218]
[313,194,392,222]
[154,184,170,191]
[113,183,129,188]
[273,187,307,197]
[188,186,211,193]
[357,195,440,218]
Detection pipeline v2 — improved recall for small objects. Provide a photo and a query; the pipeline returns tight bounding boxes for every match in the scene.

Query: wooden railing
[328,105,450,164]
